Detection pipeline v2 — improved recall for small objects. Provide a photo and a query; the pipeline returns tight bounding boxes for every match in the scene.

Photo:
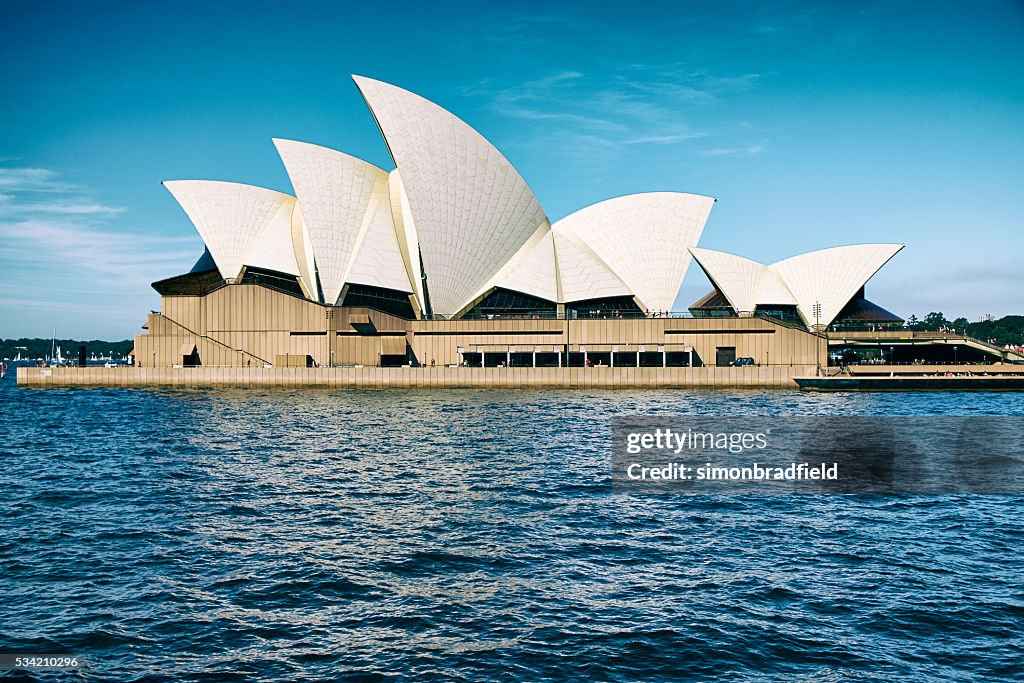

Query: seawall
[16,365,815,389]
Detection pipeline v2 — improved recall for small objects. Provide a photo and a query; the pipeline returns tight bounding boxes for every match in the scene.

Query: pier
[18,364,815,389]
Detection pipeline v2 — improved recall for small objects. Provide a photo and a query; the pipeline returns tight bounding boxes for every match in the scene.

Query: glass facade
[463,288,557,319]
[688,289,733,318]
[152,268,225,297]
[754,305,802,323]
[568,296,644,319]
[240,267,307,298]
[341,284,416,319]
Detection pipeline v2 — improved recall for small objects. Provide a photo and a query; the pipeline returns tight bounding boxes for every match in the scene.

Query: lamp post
[564,306,570,368]
[954,346,958,366]
[812,302,822,376]
[890,346,894,365]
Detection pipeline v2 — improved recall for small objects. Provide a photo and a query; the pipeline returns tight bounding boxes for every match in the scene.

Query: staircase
[154,313,272,366]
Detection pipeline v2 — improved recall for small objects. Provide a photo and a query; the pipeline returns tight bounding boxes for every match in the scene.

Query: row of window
[459,351,696,368]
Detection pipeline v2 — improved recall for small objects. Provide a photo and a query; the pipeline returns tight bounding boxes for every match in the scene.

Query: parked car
[730,357,756,367]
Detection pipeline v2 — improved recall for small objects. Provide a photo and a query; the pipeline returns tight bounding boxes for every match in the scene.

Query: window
[341,284,416,319]
[464,288,557,319]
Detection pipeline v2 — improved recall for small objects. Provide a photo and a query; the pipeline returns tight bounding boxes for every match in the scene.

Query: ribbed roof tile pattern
[387,171,425,305]
[770,244,903,327]
[289,203,318,300]
[756,267,798,305]
[345,173,413,293]
[689,247,799,314]
[552,230,633,303]
[554,193,714,312]
[245,203,304,276]
[691,244,902,327]
[273,138,390,305]
[354,76,549,316]
[162,76,902,327]
[494,229,558,303]
[688,247,768,314]
[163,180,299,281]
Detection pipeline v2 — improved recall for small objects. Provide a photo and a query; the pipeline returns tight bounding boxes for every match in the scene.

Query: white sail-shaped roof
[689,248,769,314]
[770,244,903,327]
[344,173,413,294]
[162,77,908,329]
[163,180,298,282]
[354,75,550,316]
[554,192,715,312]
[246,206,303,277]
[273,139,397,305]
[552,229,633,303]
[491,229,558,303]
[388,171,425,310]
[756,267,797,305]
[289,203,318,300]
[689,247,798,315]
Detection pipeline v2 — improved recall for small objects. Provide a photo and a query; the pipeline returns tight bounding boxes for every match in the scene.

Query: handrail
[154,313,272,366]
[758,315,811,332]
[831,330,1024,362]
[419,311,699,321]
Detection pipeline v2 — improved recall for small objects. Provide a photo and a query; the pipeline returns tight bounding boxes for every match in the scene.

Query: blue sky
[1,0,1021,338]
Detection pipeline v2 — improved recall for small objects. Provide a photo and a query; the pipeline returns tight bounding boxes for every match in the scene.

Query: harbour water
[2,380,1023,681]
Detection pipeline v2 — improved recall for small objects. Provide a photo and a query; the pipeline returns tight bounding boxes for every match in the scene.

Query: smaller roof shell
[689,244,903,326]
[554,192,715,312]
[163,180,300,282]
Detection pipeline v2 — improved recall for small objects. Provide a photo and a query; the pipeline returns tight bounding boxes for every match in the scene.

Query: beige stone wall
[406,316,821,368]
[18,365,818,389]
[134,284,825,371]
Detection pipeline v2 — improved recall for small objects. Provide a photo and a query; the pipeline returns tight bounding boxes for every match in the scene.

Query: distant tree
[906,314,919,330]
[0,338,133,360]
[921,312,949,331]
[965,315,1024,346]
[952,317,969,333]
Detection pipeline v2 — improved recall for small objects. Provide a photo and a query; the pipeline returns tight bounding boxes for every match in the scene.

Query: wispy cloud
[467,61,767,167]
[0,199,126,216]
[699,143,766,157]
[529,70,585,88]
[0,165,197,295]
[466,8,588,48]
[748,6,824,37]
[0,165,204,335]
[449,6,778,172]
[0,289,144,316]
[0,167,76,192]
[621,67,762,103]
[1,218,195,285]
[623,132,709,145]
[0,166,125,216]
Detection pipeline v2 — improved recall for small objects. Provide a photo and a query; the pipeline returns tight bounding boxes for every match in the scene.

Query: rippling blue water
[2,380,1023,682]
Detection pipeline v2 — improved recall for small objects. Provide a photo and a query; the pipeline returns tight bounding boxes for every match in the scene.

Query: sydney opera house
[134,76,904,375]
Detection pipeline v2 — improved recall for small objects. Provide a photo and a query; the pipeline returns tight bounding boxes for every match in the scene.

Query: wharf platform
[17,364,816,390]
[795,375,1024,392]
